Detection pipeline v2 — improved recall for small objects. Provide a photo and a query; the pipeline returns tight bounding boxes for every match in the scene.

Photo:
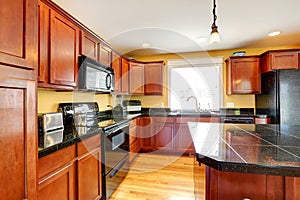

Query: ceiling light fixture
[268,31,281,37]
[210,0,221,44]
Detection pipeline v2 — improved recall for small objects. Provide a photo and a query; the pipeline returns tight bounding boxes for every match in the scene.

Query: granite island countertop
[188,123,300,177]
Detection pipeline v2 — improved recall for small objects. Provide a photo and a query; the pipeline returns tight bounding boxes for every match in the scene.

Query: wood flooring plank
[109,153,205,200]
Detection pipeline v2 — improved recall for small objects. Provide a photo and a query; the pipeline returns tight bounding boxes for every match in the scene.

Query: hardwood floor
[109,153,206,200]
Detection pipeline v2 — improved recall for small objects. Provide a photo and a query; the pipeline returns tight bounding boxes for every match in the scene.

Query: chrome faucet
[186,96,201,112]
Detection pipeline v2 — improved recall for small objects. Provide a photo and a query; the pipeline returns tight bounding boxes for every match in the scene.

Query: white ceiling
[52,0,300,57]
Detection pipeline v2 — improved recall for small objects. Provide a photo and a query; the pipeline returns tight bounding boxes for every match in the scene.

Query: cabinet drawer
[176,117,199,123]
[154,117,175,123]
[38,145,76,178]
[77,134,101,157]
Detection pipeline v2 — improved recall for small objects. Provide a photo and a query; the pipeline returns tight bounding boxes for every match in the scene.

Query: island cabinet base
[205,167,300,200]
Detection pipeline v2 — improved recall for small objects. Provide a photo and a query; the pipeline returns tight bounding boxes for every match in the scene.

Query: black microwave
[78,55,114,93]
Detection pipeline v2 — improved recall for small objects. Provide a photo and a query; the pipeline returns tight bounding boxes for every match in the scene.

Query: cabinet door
[80,31,99,61]
[121,58,129,94]
[144,62,163,95]
[138,117,155,151]
[285,177,300,200]
[175,123,194,153]
[38,1,50,84]
[226,57,261,94]
[99,43,111,66]
[0,0,36,71]
[77,149,102,200]
[129,62,144,94]
[112,52,122,93]
[0,78,37,199]
[271,51,298,70]
[39,163,75,200]
[50,10,78,87]
[154,122,174,151]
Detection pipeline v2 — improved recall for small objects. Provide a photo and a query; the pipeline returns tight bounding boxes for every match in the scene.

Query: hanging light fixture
[210,0,221,43]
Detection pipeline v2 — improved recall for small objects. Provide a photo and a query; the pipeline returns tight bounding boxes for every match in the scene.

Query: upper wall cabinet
[121,58,129,94]
[79,31,99,61]
[112,52,122,93]
[99,43,112,67]
[129,61,144,95]
[144,61,164,95]
[260,50,300,73]
[38,0,79,90]
[0,0,37,80]
[226,56,261,95]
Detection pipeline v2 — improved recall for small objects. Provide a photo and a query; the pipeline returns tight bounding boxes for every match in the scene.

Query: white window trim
[167,56,224,111]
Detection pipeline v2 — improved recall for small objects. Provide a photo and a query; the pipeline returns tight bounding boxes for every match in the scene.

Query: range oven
[99,119,130,200]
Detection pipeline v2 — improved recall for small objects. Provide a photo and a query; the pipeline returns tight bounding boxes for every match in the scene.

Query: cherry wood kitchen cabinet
[38,0,79,89]
[129,119,140,163]
[112,52,122,93]
[99,42,112,67]
[144,61,164,95]
[0,0,37,78]
[80,30,100,61]
[138,117,155,152]
[77,134,102,200]
[261,49,300,73]
[129,61,144,95]
[285,177,300,200]
[206,167,285,200]
[0,78,37,199]
[121,58,130,94]
[226,56,261,95]
[153,117,175,151]
[38,145,76,200]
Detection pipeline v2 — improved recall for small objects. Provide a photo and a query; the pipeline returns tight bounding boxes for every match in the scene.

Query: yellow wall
[38,89,111,113]
[131,45,300,109]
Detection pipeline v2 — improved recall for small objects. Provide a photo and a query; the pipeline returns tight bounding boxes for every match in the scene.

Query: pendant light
[210,0,221,43]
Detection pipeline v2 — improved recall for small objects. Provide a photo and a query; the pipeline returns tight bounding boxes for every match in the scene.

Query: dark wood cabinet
[80,31,99,61]
[129,61,144,95]
[144,61,164,95]
[38,0,79,89]
[112,52,122,93]
[129,119,140,163]
[49,9,79,87]
[0,78,37,200]
[0,0,37,73]
[39,163,76,200]
[38,145,76,200]
[99,43,112,67]
[138,117,155,152]
[154,117,175,151]
[226,56,261,94]
[205,167,285,200]
[285,177,300,200]
[261,50,299,73]
[121,58,129,94]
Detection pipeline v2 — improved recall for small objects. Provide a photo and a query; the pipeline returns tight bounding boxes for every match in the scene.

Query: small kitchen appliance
[38,112,64,148]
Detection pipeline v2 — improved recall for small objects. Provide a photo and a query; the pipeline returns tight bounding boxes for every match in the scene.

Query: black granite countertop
[188,123,300,177]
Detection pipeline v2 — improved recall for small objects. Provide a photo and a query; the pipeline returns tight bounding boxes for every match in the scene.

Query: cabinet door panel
[39,163,75,200]
[154,123,174,150]
[129,62,144,94]
[121,58,129,94]
[112,52,122,93]
[99,43,111,66]
[0,78,37,199]
[272,52,298,70]
[0,0,36,70]
[175,124,194,153]
[78,150,102,200]
[144,62,163,95]
[50,11,78,86]
[80,31,99,61]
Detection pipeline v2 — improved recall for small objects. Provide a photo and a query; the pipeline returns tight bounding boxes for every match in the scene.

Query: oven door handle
[108,123,129,134]
[109,158,127,178]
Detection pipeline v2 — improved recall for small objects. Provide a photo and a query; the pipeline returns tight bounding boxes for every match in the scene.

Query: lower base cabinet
[38,134,102,200]
[38,163,76,200]
[204,166,300,200]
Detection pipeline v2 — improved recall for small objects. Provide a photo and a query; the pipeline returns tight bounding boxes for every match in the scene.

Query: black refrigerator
[255,70,300,125]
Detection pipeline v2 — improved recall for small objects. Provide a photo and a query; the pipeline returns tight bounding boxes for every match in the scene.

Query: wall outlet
[227,102,235,108]
[160,102,164,107]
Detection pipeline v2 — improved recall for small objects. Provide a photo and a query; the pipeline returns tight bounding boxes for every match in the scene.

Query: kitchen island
[189,123,300,200]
